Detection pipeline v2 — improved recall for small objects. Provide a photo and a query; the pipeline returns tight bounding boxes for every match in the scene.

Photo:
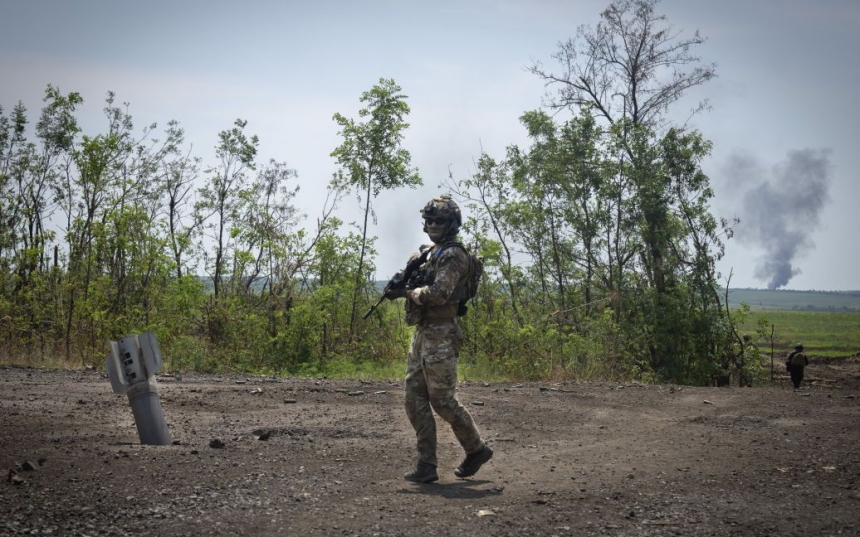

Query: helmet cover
[420,194,461,242]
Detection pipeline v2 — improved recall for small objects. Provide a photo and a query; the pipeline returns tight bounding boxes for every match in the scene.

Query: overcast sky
[2,0,857,291]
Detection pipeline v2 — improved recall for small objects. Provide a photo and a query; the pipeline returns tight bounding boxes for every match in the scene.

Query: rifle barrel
[362,294,386,319]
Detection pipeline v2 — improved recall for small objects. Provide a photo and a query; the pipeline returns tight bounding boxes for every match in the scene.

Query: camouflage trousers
[404,319,484,467]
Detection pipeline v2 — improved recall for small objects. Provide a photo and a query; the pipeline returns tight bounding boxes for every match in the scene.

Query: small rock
[7,469,24,485]
[209,439,225,449]
[347,391,364,396]
[477,509,495,517]
[249,387,264,395]
[284,398,298,404]
[482,382,490,387]
[703,400,714,405]
[252,429,271,441]
[471,401,485,406]
[374,391,387,395]
[21,461,37,471]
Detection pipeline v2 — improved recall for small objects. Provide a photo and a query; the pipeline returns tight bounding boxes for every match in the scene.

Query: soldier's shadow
[398,479,502,499]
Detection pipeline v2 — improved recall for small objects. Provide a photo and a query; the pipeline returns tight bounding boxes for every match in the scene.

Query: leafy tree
[261,186,344,347]
[520,0,738,383]
[445,155,525,326]
[508,109,609,320]
[231,159,303,347]
[155,121,201,279]
[3,88,81,284]
[331,78,422,338]
[196,119,258,298]
[531,0,717,298]
[232,159,299,293]
[60,93,138,359]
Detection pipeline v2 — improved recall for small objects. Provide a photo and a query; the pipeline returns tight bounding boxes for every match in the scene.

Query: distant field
[725,289,860,358]
[727,288,860,312]
[737,310,860,358]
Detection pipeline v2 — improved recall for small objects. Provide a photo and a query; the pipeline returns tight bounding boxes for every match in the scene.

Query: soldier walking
[786,343,809,389]
[386,194,493,483]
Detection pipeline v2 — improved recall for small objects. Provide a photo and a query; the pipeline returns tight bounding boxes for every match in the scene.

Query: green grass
[727,288,860,312]
[738,310,860,358]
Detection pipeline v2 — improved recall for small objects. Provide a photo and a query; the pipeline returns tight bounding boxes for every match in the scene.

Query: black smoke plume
[727,149,832,289]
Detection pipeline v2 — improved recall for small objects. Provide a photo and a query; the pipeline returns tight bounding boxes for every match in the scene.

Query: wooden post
[770,324,775,384]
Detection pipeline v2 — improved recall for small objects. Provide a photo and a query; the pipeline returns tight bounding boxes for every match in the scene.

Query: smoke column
[728,149,832,289]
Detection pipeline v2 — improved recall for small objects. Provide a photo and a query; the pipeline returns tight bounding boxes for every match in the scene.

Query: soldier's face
[424,217,448,242]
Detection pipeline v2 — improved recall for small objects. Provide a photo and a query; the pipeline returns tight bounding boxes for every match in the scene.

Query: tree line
[0,0,760,385]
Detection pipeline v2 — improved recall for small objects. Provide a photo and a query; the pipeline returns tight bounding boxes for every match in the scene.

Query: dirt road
[2,360,859,536]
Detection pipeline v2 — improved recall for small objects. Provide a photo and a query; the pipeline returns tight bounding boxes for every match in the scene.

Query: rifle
[362,247,431,320]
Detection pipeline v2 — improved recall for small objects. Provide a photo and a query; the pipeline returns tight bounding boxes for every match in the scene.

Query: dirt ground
[2,357,859,536]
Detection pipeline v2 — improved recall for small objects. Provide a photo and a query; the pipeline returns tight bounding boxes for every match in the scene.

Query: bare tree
[529,0,715,129]
[159,133,201,279]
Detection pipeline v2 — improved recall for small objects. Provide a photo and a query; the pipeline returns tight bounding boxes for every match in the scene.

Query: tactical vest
[404,243,469,325]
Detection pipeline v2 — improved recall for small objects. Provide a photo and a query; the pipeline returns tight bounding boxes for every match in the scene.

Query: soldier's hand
[384,287,406,300]
[407,288,425,305]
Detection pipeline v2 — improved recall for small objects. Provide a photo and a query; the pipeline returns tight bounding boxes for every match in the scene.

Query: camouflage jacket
[406,241,470,324]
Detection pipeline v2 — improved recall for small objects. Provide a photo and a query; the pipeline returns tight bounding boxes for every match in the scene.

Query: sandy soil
[2,357,859,536]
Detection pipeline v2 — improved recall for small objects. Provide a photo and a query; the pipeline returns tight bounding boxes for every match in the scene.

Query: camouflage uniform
[404,242,484,467]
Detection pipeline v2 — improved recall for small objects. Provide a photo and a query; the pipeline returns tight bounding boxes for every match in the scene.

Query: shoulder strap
[433,240,467,260]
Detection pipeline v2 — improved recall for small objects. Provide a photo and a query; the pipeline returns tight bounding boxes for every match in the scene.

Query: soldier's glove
[407,288,425,305]
[384,288,406,300]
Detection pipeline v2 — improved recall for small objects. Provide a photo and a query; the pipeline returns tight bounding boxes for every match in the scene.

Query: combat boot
[404,461,439,483]
[454,445,493,478]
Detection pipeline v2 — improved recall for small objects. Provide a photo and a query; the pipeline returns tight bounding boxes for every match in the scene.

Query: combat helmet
[795,343,804,351]
[420,194,461,241]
